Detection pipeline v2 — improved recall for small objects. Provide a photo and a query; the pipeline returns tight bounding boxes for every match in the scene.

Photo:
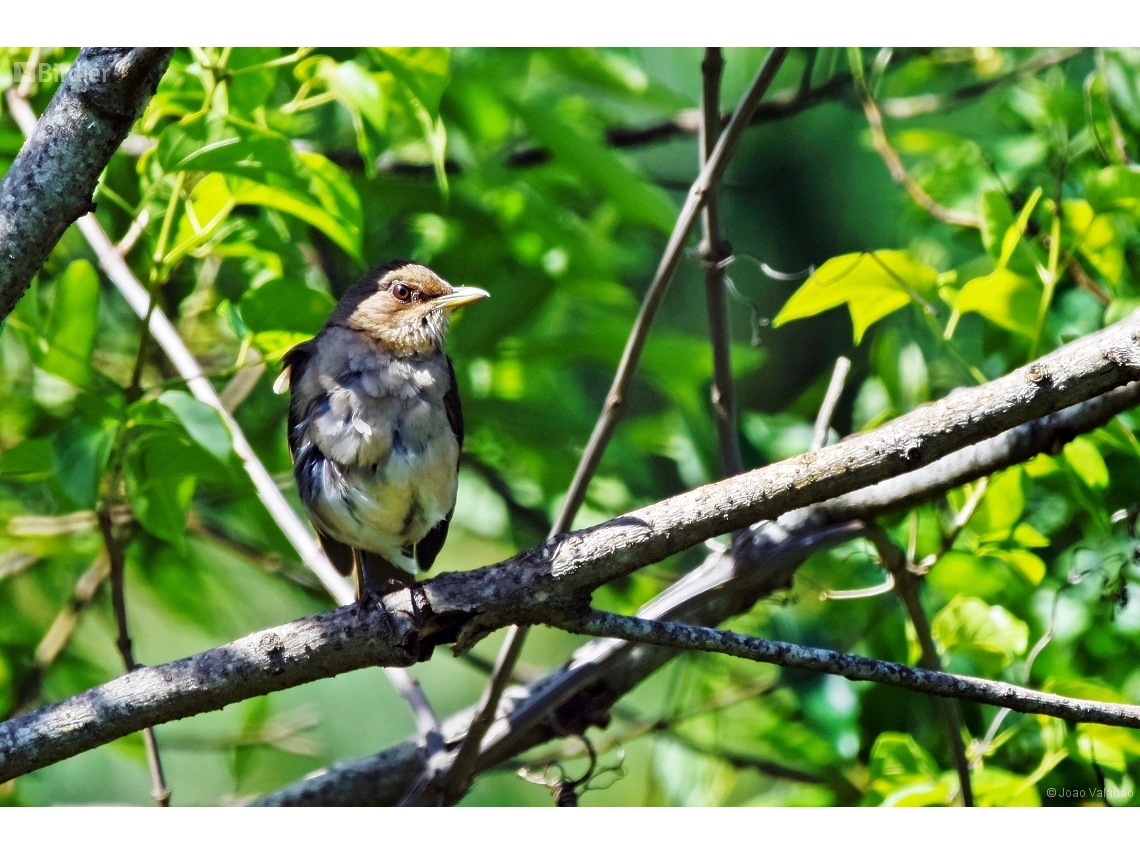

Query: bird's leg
[355,550,416,600]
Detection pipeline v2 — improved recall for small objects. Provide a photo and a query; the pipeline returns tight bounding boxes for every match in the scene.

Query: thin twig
[96,508,171,807]
[700,47,744,480]
[552,610,1140,730]
[555,47,790,534]
[810,357,852,452]
[880,48,1085,119]
[865,528,973,807]
[849,49,982,230]
[439,47,792,805]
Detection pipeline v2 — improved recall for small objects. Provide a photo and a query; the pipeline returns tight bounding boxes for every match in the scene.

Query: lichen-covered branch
[0,48,172,321]
[260,379,1140,806]
[2,317,1139,785]
[552,610,1140,729]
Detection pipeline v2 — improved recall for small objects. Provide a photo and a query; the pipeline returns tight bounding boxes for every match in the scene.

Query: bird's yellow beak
[435,285,490,310]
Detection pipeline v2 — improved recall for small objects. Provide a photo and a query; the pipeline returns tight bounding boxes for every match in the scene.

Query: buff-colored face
[331,262,489,356]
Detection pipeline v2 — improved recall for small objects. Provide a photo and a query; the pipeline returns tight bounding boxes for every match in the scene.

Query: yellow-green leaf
[955,267,1041,338]
[772,251,938,344]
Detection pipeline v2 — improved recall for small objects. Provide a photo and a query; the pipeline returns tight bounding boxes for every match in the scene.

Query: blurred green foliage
[3,46,1140,807]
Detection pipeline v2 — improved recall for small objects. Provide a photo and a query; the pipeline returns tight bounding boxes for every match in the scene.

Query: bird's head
[330,260,489,356]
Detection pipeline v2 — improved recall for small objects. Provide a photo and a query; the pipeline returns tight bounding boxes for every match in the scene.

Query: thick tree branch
[3,319,1140,784]
[260,379,1140,806]
[0,48,172,321]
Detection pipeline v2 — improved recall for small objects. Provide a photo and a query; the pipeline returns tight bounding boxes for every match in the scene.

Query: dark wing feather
[280,340,355,580]
[414,357,463,571]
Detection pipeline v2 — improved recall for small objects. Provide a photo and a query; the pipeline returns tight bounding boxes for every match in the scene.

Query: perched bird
[274,260,489,599]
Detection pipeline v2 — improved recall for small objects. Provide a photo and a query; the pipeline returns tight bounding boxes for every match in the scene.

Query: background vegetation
[2,46,1140,806]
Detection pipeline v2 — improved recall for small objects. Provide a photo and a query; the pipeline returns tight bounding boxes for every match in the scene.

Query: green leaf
[866,733,951,806]
[1000,186,1042,268]
[240,279,336,335]
[156,391,233,464]
[228,151,362,260]
[1061,199,1123,286]
[226,48,281,116]
[156,116,362,259]
[931,594,1029,673]
[967,468,1027,539]
[124,432,197,545]
[374,48,450,116]
[972,768,1041,806]
[0,438,53,480]
[995,548,1047,585]
[1087,165,1140,216]
[979,190,1015,258]
[514,100,678,233]
[955,267,1040,338]
[157,114,298,179]
[253,331,314,363]
[40,260,100,388]
[1063,435,1109,489]
[869,732,939,781]
[49,417,117,508]
[773,251,939,344]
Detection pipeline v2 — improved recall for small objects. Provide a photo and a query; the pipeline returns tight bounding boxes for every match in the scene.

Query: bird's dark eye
[391,282,412,302]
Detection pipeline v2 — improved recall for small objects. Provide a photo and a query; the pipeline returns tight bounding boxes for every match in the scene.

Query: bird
[274,260,489,600]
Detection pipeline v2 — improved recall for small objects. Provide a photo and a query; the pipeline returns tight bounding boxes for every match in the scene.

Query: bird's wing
[278,340,357,579]
[414,357,463,571]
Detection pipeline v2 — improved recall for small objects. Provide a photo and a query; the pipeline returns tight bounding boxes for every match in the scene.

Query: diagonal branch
[554,46,790,532]
[259,379,1140,805]
[3,317,1140,784]
[0,48,172,321]
[850,48,983,230]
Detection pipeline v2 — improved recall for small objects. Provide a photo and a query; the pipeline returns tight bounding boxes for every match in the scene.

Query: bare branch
[551,610,1140,730]
[700,47,744,479]
[441,46,794,803]
[4,318,1140,784]
[881,48,1085,119]
[98,507,171,807]
[260,379,1140,806]
[554,47,791,533]
[0,48,172,322]
[809,357,852,452]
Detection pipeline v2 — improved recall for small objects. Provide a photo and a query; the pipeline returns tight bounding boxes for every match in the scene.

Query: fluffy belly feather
[310,433,459,572]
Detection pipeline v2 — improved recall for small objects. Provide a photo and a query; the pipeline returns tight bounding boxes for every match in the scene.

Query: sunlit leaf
[931,595,1028,673]
[1063,435,1109,489]
[772,251,939,344]
[955,267,1040,338]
